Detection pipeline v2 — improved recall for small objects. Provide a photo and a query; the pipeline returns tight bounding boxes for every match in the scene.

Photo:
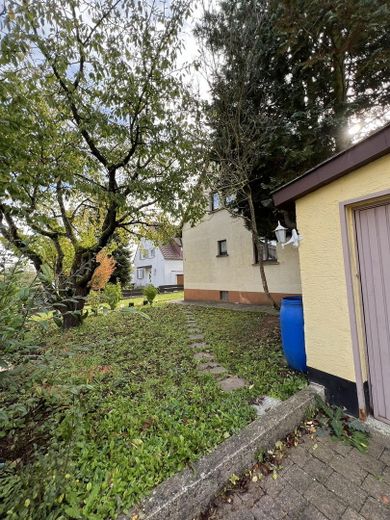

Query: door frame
[340,188,390,421]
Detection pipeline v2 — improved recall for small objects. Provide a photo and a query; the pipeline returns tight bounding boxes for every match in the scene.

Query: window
[140,248,148,260]
[220,291,229,302]
[211,192,221,211]
[253,239,278,263]
[150,248,155,258]
[225,193,236,205]
[217,239,228,256]
[137,268,144,279]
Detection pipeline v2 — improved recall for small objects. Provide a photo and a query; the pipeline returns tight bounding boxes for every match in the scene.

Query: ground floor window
[253,239,277,263]
[137,268,144,279]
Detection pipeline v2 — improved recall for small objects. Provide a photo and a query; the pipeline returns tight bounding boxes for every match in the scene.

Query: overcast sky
[179,0,212,100]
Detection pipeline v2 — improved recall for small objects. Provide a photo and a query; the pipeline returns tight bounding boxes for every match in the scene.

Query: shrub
[90,249,116,291]
[87,290,105,316]
[0,259,37,363]
[103,282,122,310]
[143,284,158,305]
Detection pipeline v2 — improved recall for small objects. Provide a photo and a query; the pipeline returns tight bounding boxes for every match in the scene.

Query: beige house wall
[183,209,301,301]
[296,154,390,383]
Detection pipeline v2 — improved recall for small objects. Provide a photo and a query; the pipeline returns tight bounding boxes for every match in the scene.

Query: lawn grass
[0,302,305,519]
[119,290,184,307]
[192,306,307,400]
[32,290,184,322]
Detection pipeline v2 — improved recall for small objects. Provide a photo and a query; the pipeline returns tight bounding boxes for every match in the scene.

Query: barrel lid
[282,296,303,304]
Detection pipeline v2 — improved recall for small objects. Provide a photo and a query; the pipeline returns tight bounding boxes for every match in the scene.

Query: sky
[179,0,212,100]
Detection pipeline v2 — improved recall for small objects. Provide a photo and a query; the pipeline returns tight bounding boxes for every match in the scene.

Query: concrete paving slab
[207,366,228,376]
[189,342,208,349]
[194,352,214,361]
[218,376,247,392]
[252,396,281,416]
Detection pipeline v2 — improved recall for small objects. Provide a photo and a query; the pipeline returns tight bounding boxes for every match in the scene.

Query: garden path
[184,306,248,391]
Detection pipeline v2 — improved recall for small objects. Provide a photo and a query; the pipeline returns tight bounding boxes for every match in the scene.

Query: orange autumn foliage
[90,249,116,290]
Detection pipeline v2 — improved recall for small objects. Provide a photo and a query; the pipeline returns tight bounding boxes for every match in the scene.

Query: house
[182,196,301,305]
[132,238,183,288]
[273,123,390,423]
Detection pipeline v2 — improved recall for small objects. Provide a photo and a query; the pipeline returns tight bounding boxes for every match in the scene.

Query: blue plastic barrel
[280,296,307,372]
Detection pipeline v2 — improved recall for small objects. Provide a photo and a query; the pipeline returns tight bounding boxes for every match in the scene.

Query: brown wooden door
[355,202,390,424]
[176,274,184,285]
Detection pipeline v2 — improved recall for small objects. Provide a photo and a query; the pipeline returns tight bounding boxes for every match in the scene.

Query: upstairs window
[211,192,221,211]
[217,239,228,256]
[225,193,236,205]
[150,248,155,258]
[211,192,236,211]
[140,248,148,260]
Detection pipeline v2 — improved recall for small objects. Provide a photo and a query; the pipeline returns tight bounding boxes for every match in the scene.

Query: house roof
[273,123,390,207]
[159,239,183,261]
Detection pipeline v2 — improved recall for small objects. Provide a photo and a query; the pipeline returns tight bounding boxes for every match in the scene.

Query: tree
[109,243,132,288]
[90,249,116,291]
[0,0,206,328]
[274,0,390,151]
[198,0,390,307]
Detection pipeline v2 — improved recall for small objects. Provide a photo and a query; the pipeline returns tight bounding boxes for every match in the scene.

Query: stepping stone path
[189,342,208,350]
[219,376,247,392]
[194,352,214,362]
[184,307,282,415]
[184,307,248,391]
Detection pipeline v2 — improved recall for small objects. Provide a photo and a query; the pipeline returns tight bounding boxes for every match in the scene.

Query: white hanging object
[282,229,303,248]
[274,221,288,244]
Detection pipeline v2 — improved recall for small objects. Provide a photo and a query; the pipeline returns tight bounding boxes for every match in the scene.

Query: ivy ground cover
[0,304,306,519]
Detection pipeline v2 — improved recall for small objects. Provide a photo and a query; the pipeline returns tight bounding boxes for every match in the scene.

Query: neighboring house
[132,238,183,288]
[274,123,390,423]
[182,195,301,305]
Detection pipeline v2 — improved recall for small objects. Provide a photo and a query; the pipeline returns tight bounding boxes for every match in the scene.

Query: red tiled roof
[159,240,183,260]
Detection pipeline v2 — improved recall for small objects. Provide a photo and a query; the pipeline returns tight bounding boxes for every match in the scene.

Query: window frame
[253,239,278,264]
[136,267,144,279]
[140,248,148,260]
[217,239,228,257]
[211,192,221,211]
[220,290,229,302]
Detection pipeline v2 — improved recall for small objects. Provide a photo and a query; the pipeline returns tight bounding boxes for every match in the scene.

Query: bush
[0,259,37,364]
[103,282,122,310]
[87,290,105,316]
[143,284,158,305]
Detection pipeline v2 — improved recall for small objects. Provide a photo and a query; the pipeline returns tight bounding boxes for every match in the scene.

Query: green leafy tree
[109,243,132,288]
[198,0,390,307]
[0,0,206,328]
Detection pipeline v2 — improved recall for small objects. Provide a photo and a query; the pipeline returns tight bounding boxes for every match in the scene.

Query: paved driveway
[205,429,390,519]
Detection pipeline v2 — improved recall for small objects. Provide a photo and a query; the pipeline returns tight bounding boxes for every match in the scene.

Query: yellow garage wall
[183,209,301,294]
[296,154,390,382]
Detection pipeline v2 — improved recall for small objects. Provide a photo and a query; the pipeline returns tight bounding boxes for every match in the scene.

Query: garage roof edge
[273,123,390,207]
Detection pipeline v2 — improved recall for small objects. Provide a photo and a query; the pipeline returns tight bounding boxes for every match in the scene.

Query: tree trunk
[62,311,84,329]
[246,188,280,310]
[55,283,90,329]
[254,237,280,311]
